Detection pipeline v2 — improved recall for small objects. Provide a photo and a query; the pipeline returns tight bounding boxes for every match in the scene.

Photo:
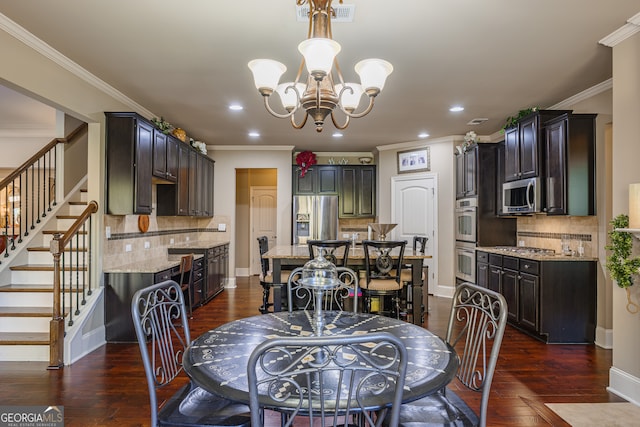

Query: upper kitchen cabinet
[339,166,376,218]
[105,112,153,215]
[292,165,339,195]
[504,110,569,182]
[455,144,477,199]
[544,113,596,216]
[157,142,191,216]
[152,130,179,183]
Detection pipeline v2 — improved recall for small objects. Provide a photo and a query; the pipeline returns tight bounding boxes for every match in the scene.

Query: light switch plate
[218,223,227,231]
[105,226,111,238]
[125,244,132,252]
[144,241,150,249]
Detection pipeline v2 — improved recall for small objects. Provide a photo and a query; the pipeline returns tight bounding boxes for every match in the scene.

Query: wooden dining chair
[179,254,194,318]
[131,280,250,427]
[257,236,290,313]
[391,282,507,427]
[286,266,359,313]
[307,239,351,266]
[247,332,408,427]
[361,239,406,319]
[399,236,429,322]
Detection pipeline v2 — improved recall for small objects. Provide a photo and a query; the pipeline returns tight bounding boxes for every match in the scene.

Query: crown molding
[599,12,640,47]
[550,79,612,109]
[208,145,295,152]
[377,135,455,152]
[0,13,153,118]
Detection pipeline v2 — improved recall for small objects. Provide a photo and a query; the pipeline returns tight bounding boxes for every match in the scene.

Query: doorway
[390,173,438,294]
[250,186,277,275]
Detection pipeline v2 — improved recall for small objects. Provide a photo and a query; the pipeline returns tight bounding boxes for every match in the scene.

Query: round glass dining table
[183,310,459,410]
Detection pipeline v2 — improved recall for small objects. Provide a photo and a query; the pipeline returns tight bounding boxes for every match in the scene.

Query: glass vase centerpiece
[300,254,340,334]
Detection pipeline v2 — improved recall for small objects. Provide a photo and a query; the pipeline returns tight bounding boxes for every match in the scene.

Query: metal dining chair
[286,266,359,313]
[399,236,429,322]
[131,280,250,427]
[307,239,351,266]
[247,332,408,427]
[391,282,507,427]
[361,239,406,318]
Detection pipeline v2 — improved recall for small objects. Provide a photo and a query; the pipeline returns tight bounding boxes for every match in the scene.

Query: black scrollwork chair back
[247,332,408,427]
[307,239,351,266]
[361,240,406,318]
[393,282,507,427]
[286,266,359,313]
[131,280,250,427]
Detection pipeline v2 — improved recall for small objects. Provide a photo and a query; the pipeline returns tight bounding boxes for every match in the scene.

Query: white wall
[208,146,293,284]
[609,30,640,404]
[377,137,457,296]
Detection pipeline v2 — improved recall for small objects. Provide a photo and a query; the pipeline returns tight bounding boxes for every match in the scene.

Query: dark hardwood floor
[0,276,624,426]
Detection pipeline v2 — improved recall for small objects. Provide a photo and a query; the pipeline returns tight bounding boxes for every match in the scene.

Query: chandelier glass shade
[248,0,393,132]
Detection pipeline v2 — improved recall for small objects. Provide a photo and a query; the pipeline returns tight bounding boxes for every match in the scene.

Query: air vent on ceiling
[296,3,355,22]
[467,118,489,125]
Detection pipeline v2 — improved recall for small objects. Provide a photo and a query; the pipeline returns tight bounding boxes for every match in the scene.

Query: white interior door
[250,186,277,276]
[391,174,438,294]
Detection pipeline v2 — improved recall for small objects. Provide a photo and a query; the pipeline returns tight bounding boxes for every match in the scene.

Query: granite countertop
[104,253,204,273]
[476,246,597,262]
[169,240,230,251]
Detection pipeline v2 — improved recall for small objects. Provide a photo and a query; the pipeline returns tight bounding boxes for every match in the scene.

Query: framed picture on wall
[397,148,430,173]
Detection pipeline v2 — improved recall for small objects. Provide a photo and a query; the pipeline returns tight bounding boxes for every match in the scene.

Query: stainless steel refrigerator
[292,195,339,244]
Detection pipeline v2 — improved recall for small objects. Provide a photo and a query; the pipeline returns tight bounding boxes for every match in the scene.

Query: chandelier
[248,0,393,132]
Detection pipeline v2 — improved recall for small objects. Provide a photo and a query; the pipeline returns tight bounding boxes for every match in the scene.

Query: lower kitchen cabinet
[477,250,596,343]
[169,242,229,304]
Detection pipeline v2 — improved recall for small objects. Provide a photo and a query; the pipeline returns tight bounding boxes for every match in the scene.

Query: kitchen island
[476,246,596,343]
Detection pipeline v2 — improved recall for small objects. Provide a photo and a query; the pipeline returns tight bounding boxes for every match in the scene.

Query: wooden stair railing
[49,200,98,369]
[0,123,88,261]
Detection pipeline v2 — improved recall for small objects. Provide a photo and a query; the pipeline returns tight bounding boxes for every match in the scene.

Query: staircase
[0,188,92,362]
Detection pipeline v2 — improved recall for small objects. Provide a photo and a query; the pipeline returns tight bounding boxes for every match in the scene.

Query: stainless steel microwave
[502,177,542,214]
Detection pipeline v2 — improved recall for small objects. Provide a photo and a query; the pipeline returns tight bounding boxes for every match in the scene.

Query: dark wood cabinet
[476,250,595,343]
[293,166,317,194]
[293,164,376,218]
[157,142,194,216]
[105,112,153,214]
[475,251,489,288]
[339,166,376,218]
[544,113,596,216]
[152,131,178,182]
[503,110,570,182]
[191,257,204,308]
[455,145,477,199]
[292,165,339,195]
[169,243,228,304]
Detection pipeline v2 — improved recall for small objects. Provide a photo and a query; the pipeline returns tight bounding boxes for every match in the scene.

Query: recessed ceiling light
[449,106,464,112]
[229,104,243,111]
[332,132,343,138]
[418,132,429,139]
[248,131,260,137]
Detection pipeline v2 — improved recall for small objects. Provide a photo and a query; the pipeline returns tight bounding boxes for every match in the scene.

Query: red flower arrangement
[296,151,317,177]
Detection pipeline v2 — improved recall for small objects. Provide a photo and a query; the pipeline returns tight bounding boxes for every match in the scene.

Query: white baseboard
[595,326,613,349]
[608,367,640,405]
[225,277,237,288]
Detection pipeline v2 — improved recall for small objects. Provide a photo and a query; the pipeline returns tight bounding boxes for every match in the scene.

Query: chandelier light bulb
[275,82,306,110]
[354,59,394,94]
[298,38,341,78]
[335,83,364,111]
[248,59,287,93]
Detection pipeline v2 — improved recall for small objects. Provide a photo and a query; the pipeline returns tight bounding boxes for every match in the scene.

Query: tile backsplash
[103,213,230,270]
[516,215,598,257]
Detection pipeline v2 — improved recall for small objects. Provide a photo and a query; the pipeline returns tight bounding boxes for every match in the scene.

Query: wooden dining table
[262,244,431,323]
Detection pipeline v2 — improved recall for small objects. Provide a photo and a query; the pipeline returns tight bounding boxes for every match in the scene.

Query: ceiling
[0,1,638,153]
